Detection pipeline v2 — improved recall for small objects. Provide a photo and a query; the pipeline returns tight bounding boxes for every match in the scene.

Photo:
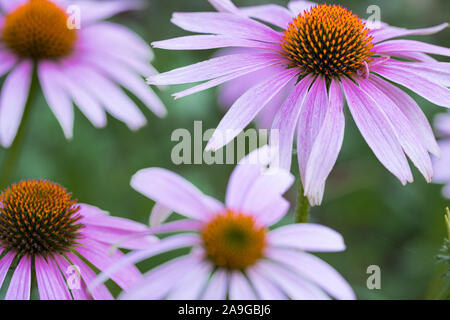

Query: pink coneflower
[93,147,355,300]
[433,113,450,198]
[148,0,450,205]
[0,180,154,300]
[0,0,166,148]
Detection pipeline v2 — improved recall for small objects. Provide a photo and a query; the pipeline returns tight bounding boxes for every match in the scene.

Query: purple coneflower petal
[0,251,15,289]
[0,60,32,148]
[208,0,240,14]
[131,168,222,221]
[206,68,298,152]
[202,270,228,300]
[171,12,282,43]
[38,61,74,139]
[0,0,23,13]
[371,23,448,43]
[256,260,329,300]
[77,238,142,291]
[92,234,200,292]
[35,256,72,300]
[53,254,93,300]
[71,0,143,25]
[383,51,437,63]
[342,78,413,184]
[229,271,257,300]
[252,196,290,227]
[288,0,316,15]
[304,79,345,206]
[268,223,345,252]
[374,39,450,57]
[271,74,313,170]
[267,249,355,300]
[5,255,31,300]
[148,52,281,85]
[63,252,114,300]
[240,4,294,29]
[435,113,450,136]
[168,262,212,300]
[78,203,109,218]
[381,61,450,87]
[0,50,17,77]
[153,35,279,51]
[370,75,440,156]
[297,76,328,183]
[120,254,202,300]
[433,140,450,183]
[372,64,450,108]
[246,267,285,300]
[359,78,433,182]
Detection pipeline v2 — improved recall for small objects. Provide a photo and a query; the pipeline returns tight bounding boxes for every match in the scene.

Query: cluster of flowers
[0,0,448,300]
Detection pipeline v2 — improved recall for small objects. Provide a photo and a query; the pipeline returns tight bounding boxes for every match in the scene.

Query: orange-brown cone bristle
[282,4,374,79]
[0,180,83,256]
[2,0,77,59]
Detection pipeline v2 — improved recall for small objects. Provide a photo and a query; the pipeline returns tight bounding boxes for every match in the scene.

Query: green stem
[0,71,38,189]
[295,179,309,223]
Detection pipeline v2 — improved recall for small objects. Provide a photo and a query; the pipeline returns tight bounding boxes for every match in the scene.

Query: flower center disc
[0,180,82,256]
[282,4,374,79]
[201,210,266,270]
[2,0,77,59]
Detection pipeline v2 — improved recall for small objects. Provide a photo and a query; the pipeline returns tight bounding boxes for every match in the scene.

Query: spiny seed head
[0,180,83,256]
[2,0,77,59]
[282,4,374,79]
[201,210,266,270]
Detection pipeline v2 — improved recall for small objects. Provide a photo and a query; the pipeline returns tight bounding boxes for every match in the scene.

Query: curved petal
[342,78,413,184]
[304,79,345,206]
[374,40,450,57]
[149,203,173,227]
[5,255,31,300]
[0,60,33,148]
[252,196,290,227]
[371,23,448,43]
[131,168,222,221]
[35,256,72,300]
[268,223,346,252]
[206,68,298,152]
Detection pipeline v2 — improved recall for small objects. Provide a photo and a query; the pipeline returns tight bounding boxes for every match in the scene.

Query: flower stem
[0,72,38,189]
[295,179,309,223]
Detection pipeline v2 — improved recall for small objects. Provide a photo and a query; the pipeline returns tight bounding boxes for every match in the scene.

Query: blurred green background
[0,0,449,299]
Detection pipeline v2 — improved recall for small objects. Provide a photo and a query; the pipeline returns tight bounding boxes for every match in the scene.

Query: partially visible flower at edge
[92,146,356,300]
[0,179,155,300]
[148,0,450,206]
[0,0,166,148]
[433,112,450,198]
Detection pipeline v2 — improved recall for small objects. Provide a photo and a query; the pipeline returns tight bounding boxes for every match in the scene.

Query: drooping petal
[206,68,298,152]
[374,40,450,57]
[246,267,286,300]
[202,270,228,300]
[70,0,143,25]
[370,75,440,156]
[149,203,173,227]
[304,79,345,206]
[229,271,257,300]
[171,12,282,43]
[271,74,314,170]
[0,60,33,148]
[267,249,355,300]
[131,168,222,221]
[371,23,449,43]
[268,223,346,252]
[208,0,240,14]
[0,251,16,289]
[167,262,212,300]
[53,254,92,300]
[5,255,31,300]
[342,78,413,184]
[35,256,72,300]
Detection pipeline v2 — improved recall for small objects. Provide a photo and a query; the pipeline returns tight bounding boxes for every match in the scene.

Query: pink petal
[149,203,173,227]
[267,249,355,300]
[297,76,328,183]
[131,168,222,221]
[73,0,143,25]
[168,262,212,300]
[342,78,413,184]
[35,256,72,300]
[268,223,346,252]
[0,251,16,289]
[53,254,92,300]
[0,60,33,148]
[38,61,74,139]
[241,4,294,29]
[359,78,433,182]
[433,140,450,183]
[171,12,282,43]
[374,39,450,56]
[371,23,448,43]
[5,255,31,300]
[229,271,257,300]
[206,67,298,152]
[252,196,290,227]
[0,50,18,77]
[0,0,24,13]
[288,1,316,15]
[435,113,450,137]
[271,74,314,170]
[202,270,228,300]
[304,79,345,206]
[370,75,440,156]
[208,0,240,13]
[246,267,286,300]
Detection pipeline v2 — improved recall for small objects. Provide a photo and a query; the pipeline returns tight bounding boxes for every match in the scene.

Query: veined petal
[5,255,31,300]
[371,23,449,43]
[241,4,294,29]
[229,271,257,300]
[71,0,144,25]
[0,251,16,289]
[206,68,298,152]
[288,1,316,16]
[342,78,413,184]
[374,39,450,56]
[202,270,228,300]
[35,256,72,300]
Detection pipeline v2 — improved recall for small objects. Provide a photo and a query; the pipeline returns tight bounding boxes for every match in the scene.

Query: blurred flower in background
[148,0,450,206]
[94,147,355,300]
[0,180,155,300]
[0,0,166,148]
[433,113,450,198]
